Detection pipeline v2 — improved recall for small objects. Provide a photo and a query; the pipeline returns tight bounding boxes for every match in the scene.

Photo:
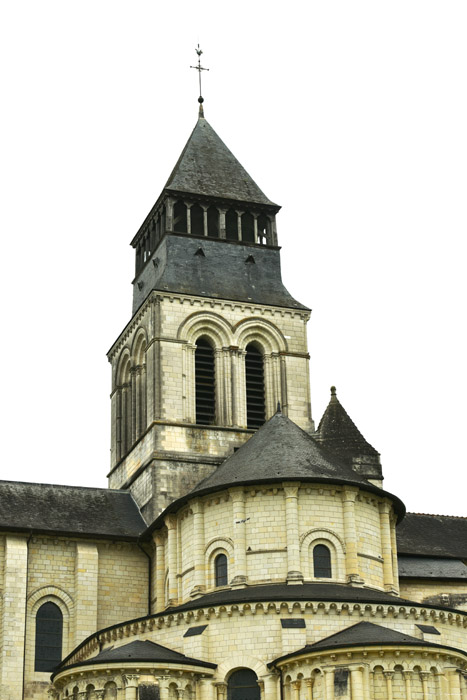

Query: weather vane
[190,44,209,106]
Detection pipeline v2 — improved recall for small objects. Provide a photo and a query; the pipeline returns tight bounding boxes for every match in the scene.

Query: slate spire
[315,386,383,483]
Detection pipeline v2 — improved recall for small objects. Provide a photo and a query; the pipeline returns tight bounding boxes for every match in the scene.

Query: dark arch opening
[313,544,332,578]
[257,214,269,244]
[34,601,63,672]
[226,209,238,240]
[191,204,204,236]
[214,553,228,587]
[241,212,255,243]
[228,669,260,700]
[245,343,265,429]
[195,338,215,425]
[173,201,187,233]
[207,206,220,237]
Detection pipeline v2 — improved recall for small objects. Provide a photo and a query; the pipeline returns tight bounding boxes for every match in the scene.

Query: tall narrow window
[228,669,260,700]
[245,343,265,429]
[191,204,204,236]
[257,214,269,244]
[173,201,187,232]
[313,544,332,578]
[226,209,238,240]
[34,601,63,672]
[195,338,215,425]
[207,206,219,237]
[241,212,255,243]
[214,553,228,587]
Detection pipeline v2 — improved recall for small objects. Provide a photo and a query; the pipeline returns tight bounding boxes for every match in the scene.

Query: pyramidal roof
[164,115,277,206]
[316,387,379,462]
[189,411,385,497]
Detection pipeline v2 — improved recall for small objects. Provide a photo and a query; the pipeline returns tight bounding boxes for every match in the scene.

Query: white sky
[0,1,465,517]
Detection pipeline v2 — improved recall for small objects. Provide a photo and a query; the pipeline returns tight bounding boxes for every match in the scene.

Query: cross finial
[190,44,209,116]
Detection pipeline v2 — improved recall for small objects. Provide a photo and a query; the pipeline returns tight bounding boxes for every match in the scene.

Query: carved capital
[122,674,140,687]
[165,514,177,530]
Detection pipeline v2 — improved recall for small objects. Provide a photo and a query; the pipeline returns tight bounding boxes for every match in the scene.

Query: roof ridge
[0,479,131,494]
[407,512,467,519]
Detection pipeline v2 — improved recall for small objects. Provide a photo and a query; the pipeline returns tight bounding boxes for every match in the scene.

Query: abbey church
[0,100,466,700]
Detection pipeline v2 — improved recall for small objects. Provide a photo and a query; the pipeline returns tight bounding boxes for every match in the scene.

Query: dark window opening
[215,553,228,587]
[191,204,204,236]
[313,544,332,578]
[257,214,269,244]
[34,601,63,672]
[173,201,187,233]
[226,209,238,240]
[195,338,215,425]
[207,206,219,237]
[228,669,260,700]
[245,343,265,429]
[241,212,255,243]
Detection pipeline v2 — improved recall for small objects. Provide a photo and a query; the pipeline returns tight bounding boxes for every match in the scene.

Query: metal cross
[190,44,209,101]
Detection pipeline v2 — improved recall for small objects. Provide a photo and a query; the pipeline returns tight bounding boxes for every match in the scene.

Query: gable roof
[164,116,277,206]
[0,480,146,540]
[396,513,467,559]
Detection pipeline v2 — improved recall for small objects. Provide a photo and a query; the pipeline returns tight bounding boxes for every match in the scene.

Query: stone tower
[107,108,313,523]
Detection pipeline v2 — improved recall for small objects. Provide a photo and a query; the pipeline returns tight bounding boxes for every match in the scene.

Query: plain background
[0,1,465,516]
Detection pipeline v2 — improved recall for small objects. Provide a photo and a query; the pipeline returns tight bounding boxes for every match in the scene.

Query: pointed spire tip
[330,386,338,403]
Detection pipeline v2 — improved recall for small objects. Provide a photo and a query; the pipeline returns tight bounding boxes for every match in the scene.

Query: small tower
[107,106,313,523]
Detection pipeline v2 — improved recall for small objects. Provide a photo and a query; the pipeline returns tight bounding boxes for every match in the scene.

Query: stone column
[130,367,137,444]
[166,197,174,231]
[198,678,212,700]
[448,670,462,699]
[350,668,364,698]
[390,513,399,592]
[383,671,394,700]
[219,209,226,239]
[279,354,288,415]
[203,206,208,237]
[191,500,206,596]
[362,665,371,700]
[292,680,301,700]
[222,348,232,426]
[154,531,166,611]
[214,348,224,424]
[263,353,275,418]
[141,363,147,432]
[323,669,334,700]
[122,674,140,700]
[215,683,227,700]
[253,214,258,243]
[165,514,179,604]
[420,672,430,700]
[283,483,303,583]
[263,674,279,700]
[342,489,362,584]
[379,501,395,591]
[230,487,247,585]
[236,211,242,241]
[186,203,192,233]
[304,677,314,700]
[135,365,142,437]
[403,670,413,700]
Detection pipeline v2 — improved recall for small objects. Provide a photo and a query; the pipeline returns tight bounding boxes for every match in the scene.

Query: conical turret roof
[316,387,379,463]
[164,116,277,206]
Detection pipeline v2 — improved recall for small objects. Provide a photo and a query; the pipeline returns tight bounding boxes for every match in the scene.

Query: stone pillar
[222,348,232,426]
[0,535,28,699]
[292,680,301,700]
[154,531,166,611]
[350,668,364,698]
[191,500,206,596]
[74,542,98,644]
[283,483,303,583]
[203,206,208,237]
[390,513,399,592]
[198,678,212,700]
[379,501,395,591]
[362,665,371,700]
[253,214,258,243]
[130,367,137,444]
[214,348,224,424]
[279,354,288,415]
[403,670,413,700]
[263,674,279,700]
[166,197,174,231]
[141,363,147,433]
[448,670,462,699]
[263,353,275,418]
[219,209,226,239]
[237,211,242,241]
[230,487,247,585]
[159,677,171,700]
[122,674,139,700]
[135,366,142,437]
[165,515,179,604]
[186,203,192,233]
[383,671,394,700]
[420,672,430,700]
[304,677,314,700]
[215,683,227,700]
[342,489,362,584]
[323,669,334,700]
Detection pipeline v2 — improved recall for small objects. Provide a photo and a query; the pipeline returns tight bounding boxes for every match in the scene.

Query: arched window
[207,206,219,237]
[313,544,332,578]
[226,209,238,240]
[257,214,269,244]
[191,204,204,236]
[195,338,215,425]
[34,601,63,672]
[173,201,187,232]
[228,669,260,700]
[241,212,255,243]
[214,553,228,587]
[245,343,265,429]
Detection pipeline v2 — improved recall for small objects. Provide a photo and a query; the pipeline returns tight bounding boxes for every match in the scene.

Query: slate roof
[54,640,216,677]
[398,556,467,579]
[0,480,146,539]
[316,387,379,462]
[396,513,467,559]
[185,412,404,518]
[131,235,308,315]
[164,116,277,206]
[271,621,456,664]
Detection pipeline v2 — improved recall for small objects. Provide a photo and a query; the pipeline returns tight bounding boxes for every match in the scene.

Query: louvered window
[313,544,332,578]
[34,602,63,672]
[245,343,265,429]
[215,553,228,587]
[228,669,260,700]
[195,338,215,425]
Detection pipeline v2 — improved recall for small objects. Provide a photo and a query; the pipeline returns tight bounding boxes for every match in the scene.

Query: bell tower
[107,103,313,523]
